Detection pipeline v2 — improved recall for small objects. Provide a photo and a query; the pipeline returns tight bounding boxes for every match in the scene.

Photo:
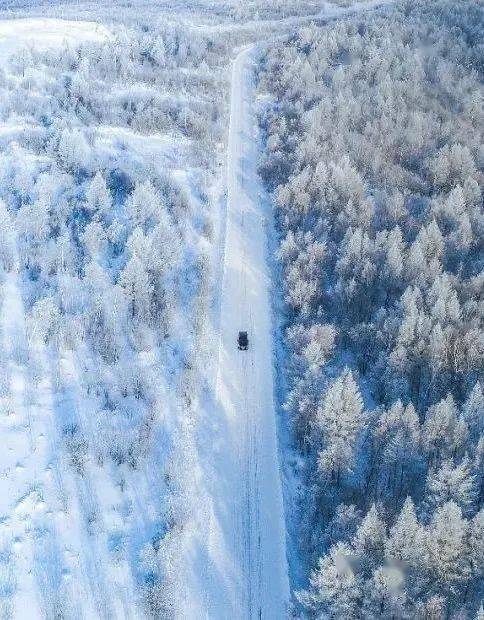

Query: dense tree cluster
[259,0,483,616]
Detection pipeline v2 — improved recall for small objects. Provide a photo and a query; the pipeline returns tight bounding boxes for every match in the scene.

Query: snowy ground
[0,18,145,619]
[0,257,146,618]
[0,18,109,68]
[94,126,193,173]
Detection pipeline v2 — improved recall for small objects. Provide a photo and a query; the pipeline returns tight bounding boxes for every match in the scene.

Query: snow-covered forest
[0,0,482,617]
[0,9,233,616]
[258,0,483,617]
[0,1,341,615]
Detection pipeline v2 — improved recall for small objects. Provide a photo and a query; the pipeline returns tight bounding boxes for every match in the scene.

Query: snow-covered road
[205,46,290,618]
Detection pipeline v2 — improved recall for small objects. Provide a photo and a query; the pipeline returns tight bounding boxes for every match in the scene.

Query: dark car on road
[238,331,248,350]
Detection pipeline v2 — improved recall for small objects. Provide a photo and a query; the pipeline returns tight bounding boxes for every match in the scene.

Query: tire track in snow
[210,46,290,619]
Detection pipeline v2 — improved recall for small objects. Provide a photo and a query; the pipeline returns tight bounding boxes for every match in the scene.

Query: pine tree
[352,504,387,575]
[423,501,470,593]
[426,458,475,514]
[30,296,61,345]
[362,566,406,619]
[385,497,422,569]
[57,127,91,174]
[476,602,484,620]
[462,382,484,443]
[423,395,468,467]
[415,595,446,620]
[126,181,160,230]
[382,226,405,288]
[119,255,153,322]
[467,509,484,585]
[301,324,336,370]
[375,401,421,499]
[473,437,484,508]
[325,504,362,547]
[314,369,365,483]
[85,172,111,218]
[0,200,16,271]
[82,221,107,259]
[300,542,362,619]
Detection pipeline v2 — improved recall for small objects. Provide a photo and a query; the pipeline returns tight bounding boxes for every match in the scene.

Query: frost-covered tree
[85,172,111,218]
[313,369,365,483]
[0,200,16,271]
[422,395,468,467]
[126,180,160,230]
[462,382,484,442]
[57,127,91,174]
[119,255,153,322]
[300,542,362,619]
[426,458,475,514]
[29,296,61,345]
[423,501,470,593]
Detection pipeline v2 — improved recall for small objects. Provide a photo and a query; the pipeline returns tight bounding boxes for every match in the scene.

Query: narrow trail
[207,46,290,619]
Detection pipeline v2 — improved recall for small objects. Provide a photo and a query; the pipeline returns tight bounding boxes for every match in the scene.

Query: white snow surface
[198,46,290,619]
[94,126,192,172]
[0,18,109,68]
